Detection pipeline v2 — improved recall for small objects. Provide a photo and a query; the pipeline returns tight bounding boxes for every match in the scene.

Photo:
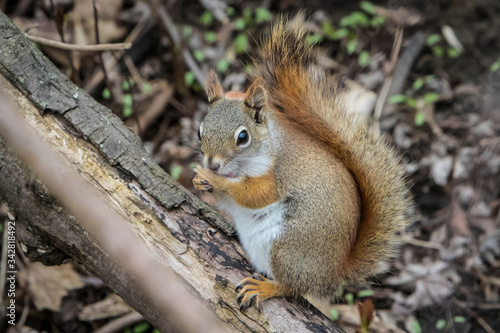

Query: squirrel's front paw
[193,165,216,193]
[193,174,213,193]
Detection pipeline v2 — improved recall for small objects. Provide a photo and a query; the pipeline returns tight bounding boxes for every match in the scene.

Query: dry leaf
[22,262,84,312]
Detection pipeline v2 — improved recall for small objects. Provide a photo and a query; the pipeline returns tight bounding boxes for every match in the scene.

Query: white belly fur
[217,197,285,277]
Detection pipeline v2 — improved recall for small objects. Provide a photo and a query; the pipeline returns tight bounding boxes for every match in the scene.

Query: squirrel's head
[198,70,272,179]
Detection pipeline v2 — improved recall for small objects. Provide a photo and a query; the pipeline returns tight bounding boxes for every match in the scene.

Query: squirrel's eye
[236,129,250,147]
[198,123,203,142]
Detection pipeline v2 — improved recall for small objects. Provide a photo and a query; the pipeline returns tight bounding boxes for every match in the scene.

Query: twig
[0,93,228,333]
[26,35,132,52]
[123,55,145,88]
[94,312,144,333]
[373,26,404,125]
[49,0,78,82]
[403,237,443,250]
[93,0,114,102]
[148,0,206,86]
[18,294,30,328]
[374,32,426,125]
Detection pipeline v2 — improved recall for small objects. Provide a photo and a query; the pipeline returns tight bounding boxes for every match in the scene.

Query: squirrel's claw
[235,274,281,312]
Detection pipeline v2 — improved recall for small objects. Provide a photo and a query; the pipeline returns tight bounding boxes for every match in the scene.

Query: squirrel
[193,14,411,310]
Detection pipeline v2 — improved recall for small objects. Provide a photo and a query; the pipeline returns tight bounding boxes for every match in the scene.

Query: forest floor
[1,0,499,332]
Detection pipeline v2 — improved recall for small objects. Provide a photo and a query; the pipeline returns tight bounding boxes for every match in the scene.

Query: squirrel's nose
[208,162,220,172]
[207,156,220,172]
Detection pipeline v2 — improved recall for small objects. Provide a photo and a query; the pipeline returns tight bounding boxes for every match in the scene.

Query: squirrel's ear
[244,83,267,124]
[205,70,223,104]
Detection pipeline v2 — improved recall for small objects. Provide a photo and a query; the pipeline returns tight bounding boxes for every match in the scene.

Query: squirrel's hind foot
[236,273,287,311]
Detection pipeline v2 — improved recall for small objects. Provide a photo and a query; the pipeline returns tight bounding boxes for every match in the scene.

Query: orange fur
[195,167,277,209]
[225,91,245,100]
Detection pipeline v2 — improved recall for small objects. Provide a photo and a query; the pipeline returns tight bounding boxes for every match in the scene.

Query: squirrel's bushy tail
[254,14,412,287]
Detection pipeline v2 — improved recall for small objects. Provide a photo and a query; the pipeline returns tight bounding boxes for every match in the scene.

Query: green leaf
[453,316,466,323]
[255,8,272,24]
[330,308,339,321]
[345,293,354,305]
[388,94,408,104]
[407,98,417,108]
[307,33,324,45]
[409,320,422,333]
[123,94,133,108]
[133,322,151,333]
[360,1,375,14]
[357,289,374,298]
[432,46,444,57]
[341,13,368,27]
[217,59,230,73]
[426,34,442,46]
[122,80,130,91]
[340,14,356,27]
[346,38,358,55]
[189,163,198,170]
[205,31,216,43]
[101,88,110,99]
[226,6,235,16]
[414,110,425,126]
[491,61,500,73]
[123,104,133,118]
[370,15,386,27]
[326,28,349,40]
[199,11,213,26]
[350,12,369,26]
[358,51,370,68]
[435,319,447,330]
[423,92,439,104]
[141,83,152,94]
[193,50,205,62]
[185,71,195,87]
[235,18,246,30]
[413,78,424,91]
[182,25,193,39]
[425,75,436,83]
[193,82,202,92]
[447,47,461,58]
[170,165,183,180]
[234,33,248,54]
[242,8,252,20]
[322,21,335,36]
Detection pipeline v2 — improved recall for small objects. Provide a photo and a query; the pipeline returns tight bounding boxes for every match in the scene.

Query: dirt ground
[1,0,499,332]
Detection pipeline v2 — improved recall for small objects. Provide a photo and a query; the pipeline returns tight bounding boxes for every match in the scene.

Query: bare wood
[26,34,132,51]
[0,11,342,333]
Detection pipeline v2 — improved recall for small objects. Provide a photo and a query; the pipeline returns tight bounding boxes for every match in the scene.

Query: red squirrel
[193,14,411,310]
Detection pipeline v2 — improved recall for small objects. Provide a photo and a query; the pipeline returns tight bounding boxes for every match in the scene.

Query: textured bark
[0,11,343,332]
